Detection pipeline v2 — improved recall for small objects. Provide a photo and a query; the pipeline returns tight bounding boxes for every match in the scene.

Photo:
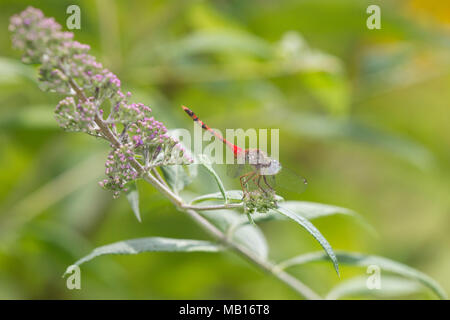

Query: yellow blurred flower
[408,0,450,26]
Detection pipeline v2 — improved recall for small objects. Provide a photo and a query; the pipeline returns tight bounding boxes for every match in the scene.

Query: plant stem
[66,77,322,300]
[151,168,168,188]
[182,203,243,211]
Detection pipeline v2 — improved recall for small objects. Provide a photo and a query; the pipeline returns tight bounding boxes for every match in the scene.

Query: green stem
[182,203,243,211]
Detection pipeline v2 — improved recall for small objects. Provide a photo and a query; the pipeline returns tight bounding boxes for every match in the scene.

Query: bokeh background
[0,0,449,299]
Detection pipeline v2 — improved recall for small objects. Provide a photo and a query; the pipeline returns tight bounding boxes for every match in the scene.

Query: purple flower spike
[10,6,194,199]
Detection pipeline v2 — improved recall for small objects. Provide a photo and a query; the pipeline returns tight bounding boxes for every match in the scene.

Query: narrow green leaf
[231,201,373,234]
[64,237,222,275]
[326,275,423,300]
[231,211,284,230]
[201,210,269,259]
[160,164,196,194]
[197,154,227,203]
[277,251,447,300]
[279,201,376,235]
[160,130,198,194]
[274,207,339,277]
[280,201,355,220]
[191,190,242,203]
[125,182,141,222]
[234,223,268,259]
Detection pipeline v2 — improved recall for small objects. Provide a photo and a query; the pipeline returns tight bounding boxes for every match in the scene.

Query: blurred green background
[0,0,449,299]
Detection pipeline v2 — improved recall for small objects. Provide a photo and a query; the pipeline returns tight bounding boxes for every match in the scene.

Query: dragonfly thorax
[242,149,281,176]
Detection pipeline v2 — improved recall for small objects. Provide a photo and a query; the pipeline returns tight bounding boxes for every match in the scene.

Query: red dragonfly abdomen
[181,105,243,156]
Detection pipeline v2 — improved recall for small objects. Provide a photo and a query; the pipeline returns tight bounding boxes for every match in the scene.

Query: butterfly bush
[10,7,193,198]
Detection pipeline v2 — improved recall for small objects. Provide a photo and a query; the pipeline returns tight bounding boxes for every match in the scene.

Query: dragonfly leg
[253,174,268,194]
[242,172,256,187]
[240,171,256,194]
[263,175,274,191]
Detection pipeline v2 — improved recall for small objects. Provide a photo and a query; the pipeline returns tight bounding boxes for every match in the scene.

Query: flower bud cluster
[55,97,98,134]
[243,189,278,214]
[99,144,139,198]
[9,7,74,64]
[10,7,193,198]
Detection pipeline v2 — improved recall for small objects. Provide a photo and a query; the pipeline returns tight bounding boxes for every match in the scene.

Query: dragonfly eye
[260,159,281,175]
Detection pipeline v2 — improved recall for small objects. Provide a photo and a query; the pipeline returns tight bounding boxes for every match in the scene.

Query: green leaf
[280,201,354,220]
[191,190,243,203]
[125,182,141,222]
[235,223,268,259]
[160,165,196,194]
[277,251,447,300]
[274,207,339,277]
[231,201,373,232]
[231,211,284,230]
[326,275,423,300]
[201,210,269,259]
[279,201,376,235]
[64,237,222,275]
[161,129,198,194]
[197,154,228,203]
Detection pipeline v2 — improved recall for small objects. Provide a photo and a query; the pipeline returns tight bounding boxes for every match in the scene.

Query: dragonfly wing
[226,163,252,178]
[267,166,307,194]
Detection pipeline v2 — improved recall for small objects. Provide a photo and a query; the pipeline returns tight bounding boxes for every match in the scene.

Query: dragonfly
[181,106,307,195]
